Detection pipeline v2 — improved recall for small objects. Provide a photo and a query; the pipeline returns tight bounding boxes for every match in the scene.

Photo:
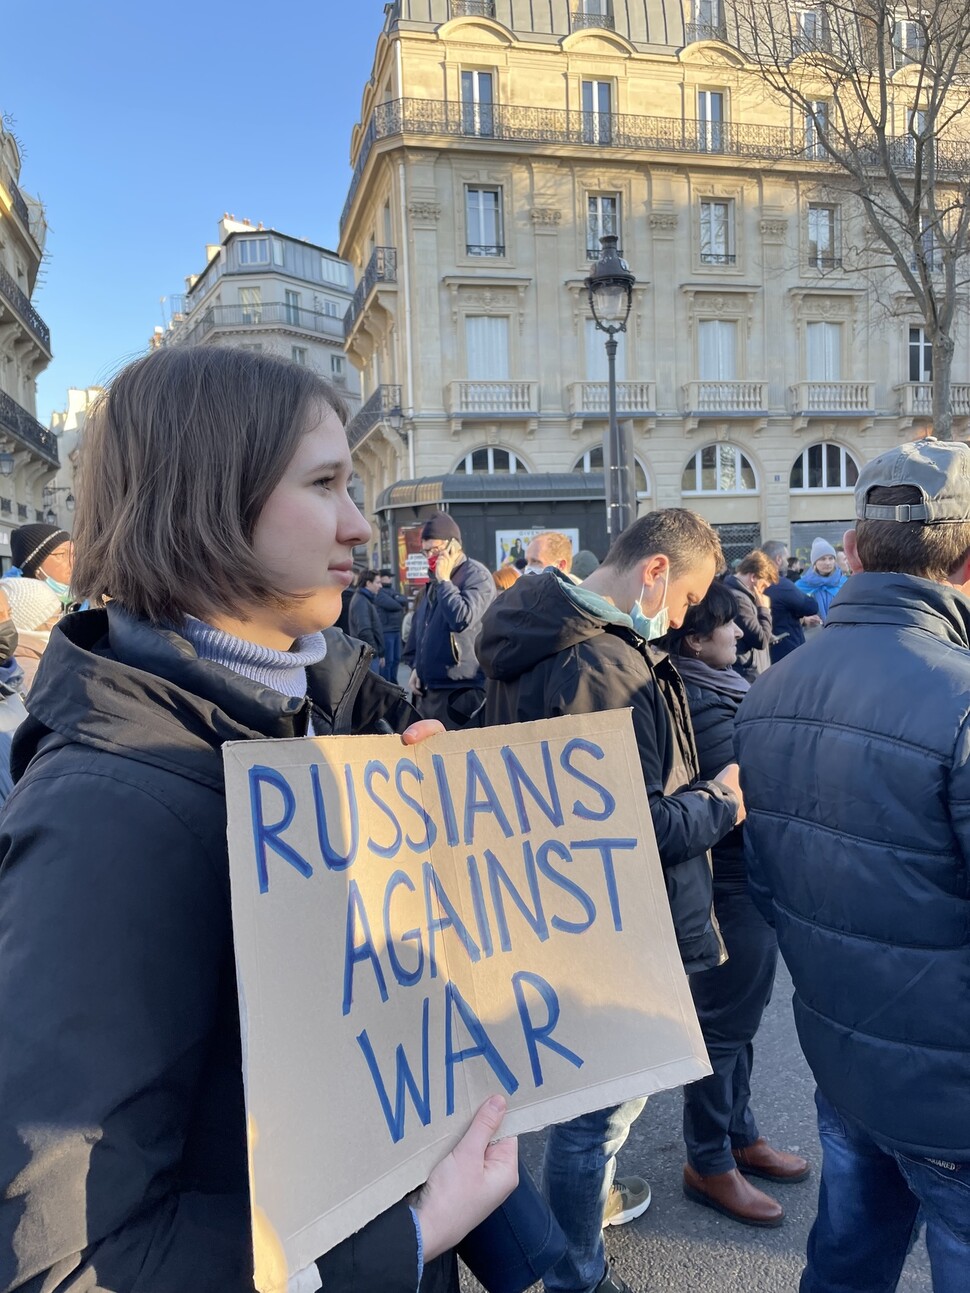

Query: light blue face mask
[44,574,71,602]
[630,567,670,641]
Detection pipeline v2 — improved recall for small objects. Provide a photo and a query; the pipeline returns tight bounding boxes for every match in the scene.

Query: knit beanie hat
[10,524,70,578]
[420,512,461,543]
[0,576,62,630]
[810,537,837,565]
[570,549,601,580]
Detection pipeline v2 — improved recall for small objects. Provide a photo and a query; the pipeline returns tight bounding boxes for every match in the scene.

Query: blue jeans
[802,1089,970,1292]
[541,1098,647,1293]
[382,631,401,683]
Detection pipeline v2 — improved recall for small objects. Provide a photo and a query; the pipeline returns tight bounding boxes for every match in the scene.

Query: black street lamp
[585,234,636,542]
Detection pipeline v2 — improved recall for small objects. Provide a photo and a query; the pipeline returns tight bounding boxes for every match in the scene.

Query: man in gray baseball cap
[733,437,970,1289]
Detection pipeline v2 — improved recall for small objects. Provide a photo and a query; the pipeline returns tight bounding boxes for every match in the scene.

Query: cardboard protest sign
[224,710,710,1292]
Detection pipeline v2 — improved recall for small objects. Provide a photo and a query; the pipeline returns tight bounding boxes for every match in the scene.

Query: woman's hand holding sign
[414,1095,519,1262]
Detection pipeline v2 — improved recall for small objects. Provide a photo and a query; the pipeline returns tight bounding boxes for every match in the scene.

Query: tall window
[585,318,626,381]
[806,321,842,380]
[461,70,494,137]
[790,442,859,490]
[700,199,735,264]
[237,238,270,265]
[322,299,340,318]
[912,216,940,272]
[239,286,262,325]
[291,346,307,365]
[587,193,620,258]
[284,289,301,326]
[698,90,725,152]
[795,7,830,52]
[582,80,612,145]
[465,316,510,379]
[698,319,737,379]
[807,204,839,268]
[573,445,648,496]
[692,0,725,39]
[456,447,526,474]
[682,444,757,494]
[331,354,347,383]
[893,12,925,65]
[805,101,828,160]
[909,325,933,382]
[465,187,504,256]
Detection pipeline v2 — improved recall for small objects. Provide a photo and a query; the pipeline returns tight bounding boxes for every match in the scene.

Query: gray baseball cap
[855,438,970,524]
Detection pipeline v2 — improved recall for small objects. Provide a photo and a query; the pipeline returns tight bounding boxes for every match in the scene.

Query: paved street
[462,961,933,1293]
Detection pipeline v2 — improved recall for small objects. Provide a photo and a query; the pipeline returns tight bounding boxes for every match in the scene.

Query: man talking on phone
[404,512,495,729]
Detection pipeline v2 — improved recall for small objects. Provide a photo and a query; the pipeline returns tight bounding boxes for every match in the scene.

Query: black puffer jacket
[478,570,738,973]
[736,573,970,1160]
[0,607,456,1293]
[349,585,385,654]
[676,671,746,888]
[722,574,772,683]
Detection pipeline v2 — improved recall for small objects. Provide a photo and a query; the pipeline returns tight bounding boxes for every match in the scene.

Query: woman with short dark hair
[664,583,810,1229]
[0,346,517,1293]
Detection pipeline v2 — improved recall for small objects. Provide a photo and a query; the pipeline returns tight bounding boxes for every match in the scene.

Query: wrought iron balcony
[807,256,843,270]
[700,252,737,266]
[447,381,539,417]
[789,381,875,414]
[346,385,402,452]
[0,262,51,353]
[567,382,656,416]
[686,20,727,42]
[341,98,795,231]
[449,0,495,15]
[572,9,615,30]
[0,163,31,228]
[0,390,59,466]
[895,382,970,418]
[344,246,398,339]
[172,302,346,346]
[466,243,505,257]
[683,381,767,414]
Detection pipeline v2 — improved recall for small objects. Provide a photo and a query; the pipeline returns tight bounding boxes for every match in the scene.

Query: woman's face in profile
[250,400,371,637]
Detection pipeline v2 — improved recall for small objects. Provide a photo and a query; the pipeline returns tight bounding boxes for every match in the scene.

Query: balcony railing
[895,382,970,418]
[346,385,402,452]
[466,243,505,257]
[567,382,657,416]
[0,162,31,228]
[572,9,615,30]
[0,390,58,466]
[789,381,875,413]
[447,381,539,416]
[172,302,346,346]
[449,0,495,15]
[683,381,767,414]
[0,262,51,353]
[344,246,398,339]
[700,252,737,266]
[685,20,728,41]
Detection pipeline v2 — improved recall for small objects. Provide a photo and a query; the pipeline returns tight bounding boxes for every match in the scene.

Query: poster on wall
[397,524,428,585]
[495,527,580,569]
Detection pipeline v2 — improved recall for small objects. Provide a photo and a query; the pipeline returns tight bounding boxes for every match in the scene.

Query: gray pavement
[461,961,933,1293]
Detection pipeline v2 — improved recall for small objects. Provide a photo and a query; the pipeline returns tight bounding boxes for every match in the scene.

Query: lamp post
[585,234,636,543]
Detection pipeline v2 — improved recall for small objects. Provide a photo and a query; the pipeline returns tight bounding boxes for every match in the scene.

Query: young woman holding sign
[0,347,518,1293]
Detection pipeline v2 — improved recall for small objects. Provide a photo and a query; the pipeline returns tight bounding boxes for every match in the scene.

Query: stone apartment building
[0,116,59,566]
[338,0,968,568]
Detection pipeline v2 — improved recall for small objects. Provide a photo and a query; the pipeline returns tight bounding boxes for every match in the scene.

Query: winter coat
[795,567,847,621]
[722,574,772,683]
[349,585,385,654]
[404,555,494,691]
[376,585,408,635]
[478,569,738,974]
[0,606,458,1293]
[765,577,818,663]
[735,573,970,1161]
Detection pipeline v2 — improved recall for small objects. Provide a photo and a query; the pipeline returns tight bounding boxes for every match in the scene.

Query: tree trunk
[932,331,956,440]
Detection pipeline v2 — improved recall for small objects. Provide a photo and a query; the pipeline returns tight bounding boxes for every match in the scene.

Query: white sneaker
[603,1176,652,1227]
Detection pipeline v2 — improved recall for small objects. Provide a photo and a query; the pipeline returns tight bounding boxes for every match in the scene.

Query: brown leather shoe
[683,1164,785,1227]
[733,1138,811,1184]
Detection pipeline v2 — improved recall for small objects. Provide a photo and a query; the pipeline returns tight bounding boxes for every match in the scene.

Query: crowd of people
[0,344,965,1293]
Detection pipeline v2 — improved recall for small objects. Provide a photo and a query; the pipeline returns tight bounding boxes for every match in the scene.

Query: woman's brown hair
[72,346,348,624]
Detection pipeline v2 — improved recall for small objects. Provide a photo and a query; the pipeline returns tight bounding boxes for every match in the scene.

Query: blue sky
[3,1,388,424]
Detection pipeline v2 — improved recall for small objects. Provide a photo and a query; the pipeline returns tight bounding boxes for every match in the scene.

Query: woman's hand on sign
[414,1095,519,1262]
[401,718,446,745]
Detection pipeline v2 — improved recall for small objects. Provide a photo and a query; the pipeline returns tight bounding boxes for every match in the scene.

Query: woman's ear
[684,632,703,656]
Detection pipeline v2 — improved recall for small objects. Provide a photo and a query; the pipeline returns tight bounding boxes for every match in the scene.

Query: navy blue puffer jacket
[735,572,970,1161]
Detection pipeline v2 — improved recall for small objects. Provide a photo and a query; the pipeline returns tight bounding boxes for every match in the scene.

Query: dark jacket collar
[825,571,970,648]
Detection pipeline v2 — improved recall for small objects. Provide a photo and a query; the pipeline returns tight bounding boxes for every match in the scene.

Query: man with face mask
[478,509,744,1293]
[9,524,74,610]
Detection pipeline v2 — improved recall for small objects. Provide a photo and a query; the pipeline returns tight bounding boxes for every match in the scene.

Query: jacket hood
[478,568,629,681]
[13,605,372,789]
[825,570,970,647]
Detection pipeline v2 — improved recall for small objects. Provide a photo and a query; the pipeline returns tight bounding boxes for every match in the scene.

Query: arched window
[573,446,650,497]
[682,443,757,494]
[790,442,859,490]
[455,446,528,474]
